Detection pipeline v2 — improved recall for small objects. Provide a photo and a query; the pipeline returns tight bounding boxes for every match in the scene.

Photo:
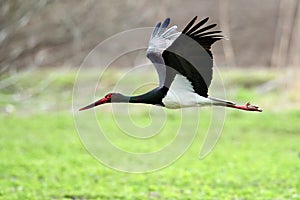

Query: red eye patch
[105,93,113,99]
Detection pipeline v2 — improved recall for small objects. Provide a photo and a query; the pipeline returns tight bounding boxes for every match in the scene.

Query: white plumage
[162,74,213,109]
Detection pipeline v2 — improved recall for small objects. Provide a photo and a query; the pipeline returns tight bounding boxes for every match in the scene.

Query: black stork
[79,16,262,112]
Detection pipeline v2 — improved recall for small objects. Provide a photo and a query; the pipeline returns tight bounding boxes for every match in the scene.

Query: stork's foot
[229,102,263,112]
[244,102,263,112]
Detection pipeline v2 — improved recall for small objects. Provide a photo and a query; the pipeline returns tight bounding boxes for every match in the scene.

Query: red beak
[79,98,107,111]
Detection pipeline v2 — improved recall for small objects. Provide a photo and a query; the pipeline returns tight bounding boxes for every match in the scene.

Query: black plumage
[162,16,223,97]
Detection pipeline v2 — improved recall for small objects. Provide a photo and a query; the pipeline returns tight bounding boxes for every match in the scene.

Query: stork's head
[79,93,130,111]
[79,93,114,111]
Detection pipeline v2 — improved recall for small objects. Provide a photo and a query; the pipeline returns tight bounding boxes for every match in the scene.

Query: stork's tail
[208,97,235,106]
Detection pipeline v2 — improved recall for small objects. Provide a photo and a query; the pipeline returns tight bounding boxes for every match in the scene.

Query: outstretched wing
[146,18,180,87]
[181,16,223,57]
[162,16,223,97]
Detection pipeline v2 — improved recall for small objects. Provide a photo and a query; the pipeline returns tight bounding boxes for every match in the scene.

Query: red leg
[227,102,263,112]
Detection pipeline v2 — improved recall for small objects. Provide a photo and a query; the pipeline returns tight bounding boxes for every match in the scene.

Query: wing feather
[186,17,209,35]
[151,22,161,38]
[182,16,198,34]
[147,18,180,87]
[190,24,217,37]
[147,17,223,97]
[162,17,223,97]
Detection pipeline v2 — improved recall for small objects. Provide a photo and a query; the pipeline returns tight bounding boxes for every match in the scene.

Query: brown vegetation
[0,0,299,74]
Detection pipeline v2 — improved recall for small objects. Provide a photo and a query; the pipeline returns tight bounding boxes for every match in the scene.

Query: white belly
[162,75,212,109]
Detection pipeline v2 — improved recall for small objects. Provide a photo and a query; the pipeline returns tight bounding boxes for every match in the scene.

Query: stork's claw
[245,102,263,112]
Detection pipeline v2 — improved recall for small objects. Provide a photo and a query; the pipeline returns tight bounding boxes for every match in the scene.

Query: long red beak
[79,98,106,111]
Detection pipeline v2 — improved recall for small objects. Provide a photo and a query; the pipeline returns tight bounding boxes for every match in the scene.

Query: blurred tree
[0,0,299,78]
[218,0,236,67]
[0,0,51,75]
[287,0,300,67]
[271,0,299,68]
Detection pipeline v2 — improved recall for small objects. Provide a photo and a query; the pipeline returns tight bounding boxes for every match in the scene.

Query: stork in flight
[79,16,262,112]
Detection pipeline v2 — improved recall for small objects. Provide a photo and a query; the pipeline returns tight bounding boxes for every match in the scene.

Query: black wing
[162,16,223,97]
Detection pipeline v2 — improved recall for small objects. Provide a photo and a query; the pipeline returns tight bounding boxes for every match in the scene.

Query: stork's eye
[105,93,112,99]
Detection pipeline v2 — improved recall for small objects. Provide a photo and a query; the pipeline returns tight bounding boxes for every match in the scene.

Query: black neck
[114,87,168,106]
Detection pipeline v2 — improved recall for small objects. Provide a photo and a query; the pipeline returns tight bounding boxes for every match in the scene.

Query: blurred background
[1,1,300,199]
[1,0,299,71]
[0,0,299,113]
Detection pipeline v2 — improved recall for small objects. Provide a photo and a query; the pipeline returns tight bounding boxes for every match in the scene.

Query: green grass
[0,110,299,199]
[0,68,300,199]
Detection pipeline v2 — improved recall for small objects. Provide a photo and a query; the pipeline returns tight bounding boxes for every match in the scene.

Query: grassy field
[0,68,299,199]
